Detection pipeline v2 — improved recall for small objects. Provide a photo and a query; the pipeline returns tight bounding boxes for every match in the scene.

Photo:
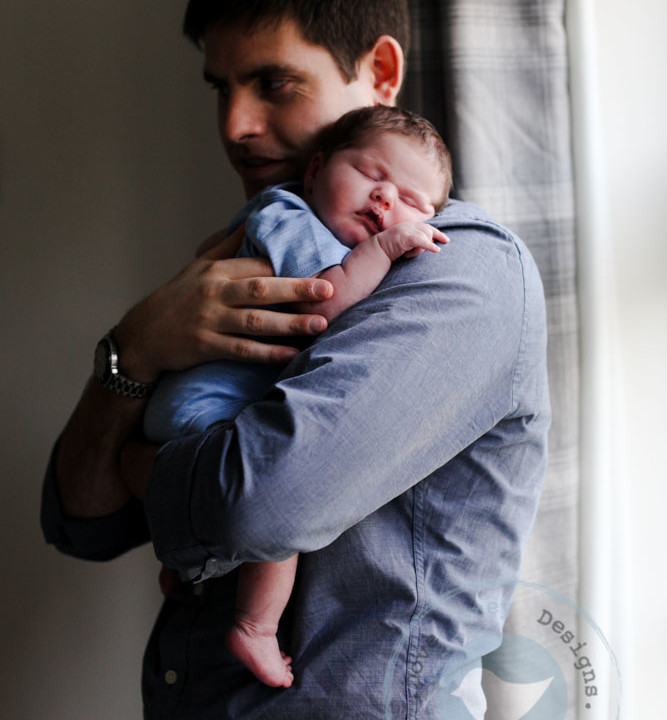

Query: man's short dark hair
[317,106,453,211]
[183,0,409,82]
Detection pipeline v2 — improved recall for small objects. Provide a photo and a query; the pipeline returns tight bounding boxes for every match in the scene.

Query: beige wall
[1,1,665,719]
[0,2,242,718]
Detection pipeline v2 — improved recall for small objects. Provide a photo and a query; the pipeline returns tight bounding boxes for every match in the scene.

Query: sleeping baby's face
[304,132,442,248]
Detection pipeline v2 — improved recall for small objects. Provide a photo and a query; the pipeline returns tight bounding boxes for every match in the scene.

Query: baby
[144,105,452,687]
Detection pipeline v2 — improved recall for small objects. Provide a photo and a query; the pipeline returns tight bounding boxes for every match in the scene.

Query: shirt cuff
[144,424,241,582]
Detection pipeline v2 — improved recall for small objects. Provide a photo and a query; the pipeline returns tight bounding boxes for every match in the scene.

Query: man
[41,1,550,718]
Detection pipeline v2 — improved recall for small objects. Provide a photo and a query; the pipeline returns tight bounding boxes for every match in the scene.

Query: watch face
[94,339,112,384]
[93,333,150,398]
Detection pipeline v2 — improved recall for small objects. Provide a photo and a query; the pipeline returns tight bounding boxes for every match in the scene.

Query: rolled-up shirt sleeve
[145,202,549,583]
[41,443,150,561]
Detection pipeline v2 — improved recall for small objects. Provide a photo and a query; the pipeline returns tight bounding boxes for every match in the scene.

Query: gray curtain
[403,0,580,715]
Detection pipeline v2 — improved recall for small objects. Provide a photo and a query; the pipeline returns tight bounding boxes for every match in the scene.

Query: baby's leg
[226,555,298,688]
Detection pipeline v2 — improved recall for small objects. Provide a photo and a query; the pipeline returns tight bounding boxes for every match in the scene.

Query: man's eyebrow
[203,63,305,86]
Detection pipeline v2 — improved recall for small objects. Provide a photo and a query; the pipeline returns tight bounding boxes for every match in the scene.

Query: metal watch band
[94,330,156,399]
[105,372,155,400]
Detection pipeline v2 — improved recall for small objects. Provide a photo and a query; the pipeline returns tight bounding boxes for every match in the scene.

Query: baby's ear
[303,152,324,198]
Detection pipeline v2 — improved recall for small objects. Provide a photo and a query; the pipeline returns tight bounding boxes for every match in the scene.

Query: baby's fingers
[426,225,450,244]
[410,235,440,256]
[434,228,450,244]
[419,230,442,253]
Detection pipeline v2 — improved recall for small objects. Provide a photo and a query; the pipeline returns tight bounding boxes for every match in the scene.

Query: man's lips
[235,156,286,174]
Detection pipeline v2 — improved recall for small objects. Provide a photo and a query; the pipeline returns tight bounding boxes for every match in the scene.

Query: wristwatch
[93,329,156,399]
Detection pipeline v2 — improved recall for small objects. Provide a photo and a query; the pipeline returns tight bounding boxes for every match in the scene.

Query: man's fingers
[220,272,334,307]
[219,306,328,337]
[222,336,301,364]
[203,331,302,364]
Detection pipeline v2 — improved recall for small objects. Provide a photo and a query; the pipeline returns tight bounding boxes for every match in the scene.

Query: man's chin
[240,162,299,198]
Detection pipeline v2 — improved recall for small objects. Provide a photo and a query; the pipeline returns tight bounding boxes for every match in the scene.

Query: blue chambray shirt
[42,199,550,720]
[143,184,351,441]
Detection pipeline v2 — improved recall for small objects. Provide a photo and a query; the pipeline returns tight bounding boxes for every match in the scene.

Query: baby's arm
[301,222,448,322]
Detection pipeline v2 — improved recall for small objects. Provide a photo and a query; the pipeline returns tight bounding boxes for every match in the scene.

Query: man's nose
[220,90,266,143]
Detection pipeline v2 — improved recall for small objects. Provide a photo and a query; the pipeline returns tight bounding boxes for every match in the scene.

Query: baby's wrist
[373,233,403,263]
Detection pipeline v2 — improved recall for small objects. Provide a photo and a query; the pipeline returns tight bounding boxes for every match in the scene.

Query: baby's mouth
[360,206,384,234]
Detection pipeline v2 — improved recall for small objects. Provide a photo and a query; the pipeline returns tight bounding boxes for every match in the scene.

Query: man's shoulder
[430,198,520,246]
[428,198,543,287]
[381,198,547,350]
[430,197,494,226]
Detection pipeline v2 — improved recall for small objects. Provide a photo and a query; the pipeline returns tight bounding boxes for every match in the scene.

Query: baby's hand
[375,222,449,262]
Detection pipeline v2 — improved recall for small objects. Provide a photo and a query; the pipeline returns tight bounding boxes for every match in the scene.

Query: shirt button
[164,670,178,685]
[193,583,204,596]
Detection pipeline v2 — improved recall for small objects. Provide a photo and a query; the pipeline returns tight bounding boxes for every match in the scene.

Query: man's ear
[303,152,324,198]
[363,35,404,106]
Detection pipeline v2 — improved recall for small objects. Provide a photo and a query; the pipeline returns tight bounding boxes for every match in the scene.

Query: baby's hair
[315,106,452,211]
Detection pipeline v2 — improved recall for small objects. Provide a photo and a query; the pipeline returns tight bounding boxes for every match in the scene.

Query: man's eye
[261,77,290,95]
[208,81,229,97]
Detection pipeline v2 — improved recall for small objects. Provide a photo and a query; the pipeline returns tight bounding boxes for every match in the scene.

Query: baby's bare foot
[226,619,294,688]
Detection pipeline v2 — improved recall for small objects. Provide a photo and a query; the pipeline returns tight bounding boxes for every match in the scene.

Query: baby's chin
[333,222,373,249]
[337,235,366,250]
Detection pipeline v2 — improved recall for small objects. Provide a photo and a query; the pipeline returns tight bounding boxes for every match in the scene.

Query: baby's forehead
[342,131,446,205]
[348,131,438,167]
[354,129,424,151]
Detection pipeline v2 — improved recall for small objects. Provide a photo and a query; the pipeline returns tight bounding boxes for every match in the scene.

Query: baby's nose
[372,188,392,209]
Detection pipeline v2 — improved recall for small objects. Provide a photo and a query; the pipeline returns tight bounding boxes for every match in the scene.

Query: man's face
[306,133,442,248]
[203,18,381,198]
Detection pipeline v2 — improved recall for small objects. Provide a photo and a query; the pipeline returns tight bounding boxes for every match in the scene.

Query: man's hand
[114,247,334,384]
[53,239,333,520]
[375,222,448,262]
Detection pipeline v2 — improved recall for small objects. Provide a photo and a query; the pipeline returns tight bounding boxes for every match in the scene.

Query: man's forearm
[50,251,334,520]
[54,377,145,518]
